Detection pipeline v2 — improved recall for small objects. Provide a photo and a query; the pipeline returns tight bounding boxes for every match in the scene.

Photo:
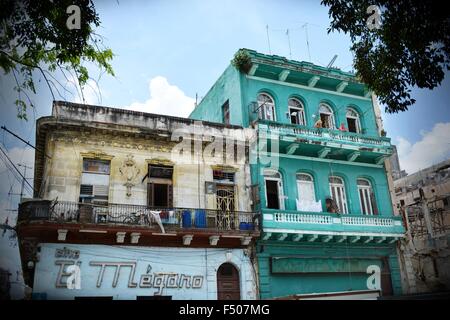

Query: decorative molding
[119,154,141,197]
[146,158,175,166]
[80,151,114,161]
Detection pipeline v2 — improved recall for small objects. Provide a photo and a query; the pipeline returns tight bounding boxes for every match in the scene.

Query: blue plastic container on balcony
[182,210,192,228]
[195,209,206,228]
[247,222,255,230]
[239,222,248,230]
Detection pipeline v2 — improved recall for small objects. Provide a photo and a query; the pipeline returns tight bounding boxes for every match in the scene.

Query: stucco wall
[33,243,257,300]
[42,129,252,211]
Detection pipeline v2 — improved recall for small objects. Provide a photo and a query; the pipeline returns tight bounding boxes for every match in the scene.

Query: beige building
[393,159,450,294]
[18,101,260,300]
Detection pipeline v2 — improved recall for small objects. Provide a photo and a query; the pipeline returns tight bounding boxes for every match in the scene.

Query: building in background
[394,158,450,294]
[190,49,405,299]
[388,145,407,181]
[17,101,259,300]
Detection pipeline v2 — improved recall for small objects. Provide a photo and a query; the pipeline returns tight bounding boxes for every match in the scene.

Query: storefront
[31,244,257,300]
[257,241,402,299]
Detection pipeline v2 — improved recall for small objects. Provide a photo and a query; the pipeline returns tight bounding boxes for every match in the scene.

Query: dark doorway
[380,259,393,296]
[347,118,357,133]
[265,180,279,209]
[154,183,169,206]
[217,263,240,300]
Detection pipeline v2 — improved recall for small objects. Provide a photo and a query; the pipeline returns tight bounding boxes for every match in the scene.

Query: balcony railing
[258,120,392,150]
[262,209,405,240]
[18,200,259,232]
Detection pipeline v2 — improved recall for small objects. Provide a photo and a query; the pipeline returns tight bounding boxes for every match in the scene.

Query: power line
[1,125,51,159]
[0,145,34,193]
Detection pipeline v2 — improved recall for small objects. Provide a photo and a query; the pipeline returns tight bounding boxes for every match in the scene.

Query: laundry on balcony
[296,199,322,213]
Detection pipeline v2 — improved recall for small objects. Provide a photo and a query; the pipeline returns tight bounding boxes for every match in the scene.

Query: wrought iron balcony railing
[18,200,259,232]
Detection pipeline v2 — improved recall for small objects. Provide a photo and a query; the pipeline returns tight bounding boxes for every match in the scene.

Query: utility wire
[0,144,34,193]
[1,126,51,159]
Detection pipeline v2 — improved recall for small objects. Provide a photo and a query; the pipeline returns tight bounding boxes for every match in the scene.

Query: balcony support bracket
[278,70,290,82]
[307,234,318,242]
[130,232,141,244]
[292,234,303,242]
[376,236,386,244]
[57,229,68,242]
[248,64,259,76]
[183,235,194,246]
[375,155,386,165]
[363,236,374,244]
[241,236,252,246]
[209,235,220,246]
[116,232,126,244]
[350,236,361,243]
[308,76,320,87]
[336,81,348,93]
[318,147,331,159]
[347,151,360,162]
[287,143,299,155]
[277,233,288,241]
[263,232,272,241]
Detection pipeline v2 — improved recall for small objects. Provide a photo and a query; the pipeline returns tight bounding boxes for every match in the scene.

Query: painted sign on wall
[33,243,257,300]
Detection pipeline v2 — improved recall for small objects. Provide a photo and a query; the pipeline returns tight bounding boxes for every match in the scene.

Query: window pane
[83,159,110,174]
[297,173,312,182]
[357,179,370,186]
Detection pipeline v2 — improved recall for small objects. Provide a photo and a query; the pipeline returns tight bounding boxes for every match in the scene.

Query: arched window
[263,169,284,209]
[296,173,318,211]
[329,176,348,214]
[257,93,276,121]
[288,98,306,125]
[346,108,361,133]
[319,103,335,129]
[357,178,378,215]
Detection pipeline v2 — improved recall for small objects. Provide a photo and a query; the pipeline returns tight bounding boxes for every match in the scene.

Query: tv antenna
[301,23,311,62]
[327,55,338,68]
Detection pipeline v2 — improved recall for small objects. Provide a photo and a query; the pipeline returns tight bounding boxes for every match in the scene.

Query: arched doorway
[217,263,240,300]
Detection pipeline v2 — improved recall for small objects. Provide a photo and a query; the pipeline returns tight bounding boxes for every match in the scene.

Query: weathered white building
[394,159,450,294]
[18,101,260,300]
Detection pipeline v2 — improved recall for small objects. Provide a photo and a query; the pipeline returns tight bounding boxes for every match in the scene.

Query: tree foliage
[0,0,114,119]
[321,0,450,113]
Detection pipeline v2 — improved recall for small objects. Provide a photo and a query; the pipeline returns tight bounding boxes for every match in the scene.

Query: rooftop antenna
[286,29,292,59]
[266,25,272,54]
[301,23,311,62]
[327,54,338,68]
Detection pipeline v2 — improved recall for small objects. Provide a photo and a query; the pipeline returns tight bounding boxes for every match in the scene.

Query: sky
[0,0,449,298]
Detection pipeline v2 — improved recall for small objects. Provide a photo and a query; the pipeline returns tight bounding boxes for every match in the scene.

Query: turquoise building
[190,49,405,299]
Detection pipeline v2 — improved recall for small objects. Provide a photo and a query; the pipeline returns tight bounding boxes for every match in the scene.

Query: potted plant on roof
[231,49,253,74]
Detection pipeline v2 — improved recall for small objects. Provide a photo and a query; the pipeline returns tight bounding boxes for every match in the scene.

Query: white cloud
[124,76,195,117]
[395,122,450,174]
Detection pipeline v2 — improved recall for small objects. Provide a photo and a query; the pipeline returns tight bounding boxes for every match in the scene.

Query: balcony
[261,209,404,244]
[257,120,392,164]
[17,200,259,247]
